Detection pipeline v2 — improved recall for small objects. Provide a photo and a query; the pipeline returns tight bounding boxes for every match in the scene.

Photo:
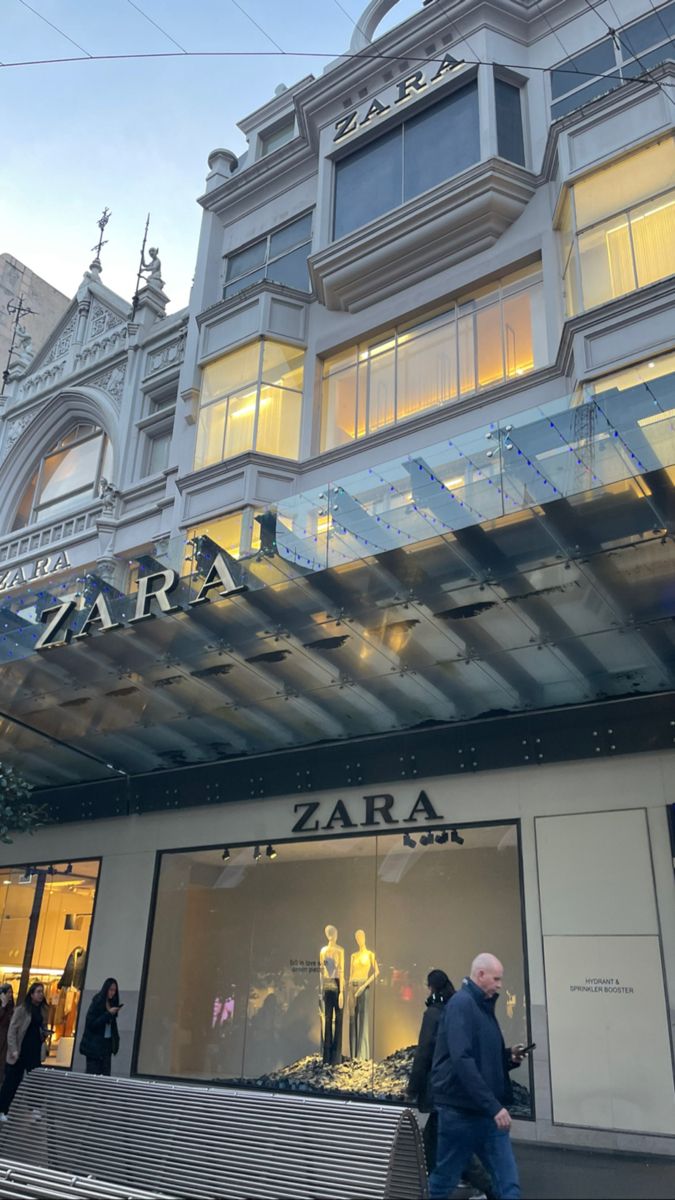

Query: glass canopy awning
[0,364,674,789]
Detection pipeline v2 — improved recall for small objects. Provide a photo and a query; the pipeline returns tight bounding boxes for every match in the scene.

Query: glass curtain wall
[321,266,544,451]
[0,860,100,1069]
[559,137,675,314]
[136,825,531,1113]
[194,340,304,468]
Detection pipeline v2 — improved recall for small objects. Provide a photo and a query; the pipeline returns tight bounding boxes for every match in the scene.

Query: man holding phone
[428,953,529,1200]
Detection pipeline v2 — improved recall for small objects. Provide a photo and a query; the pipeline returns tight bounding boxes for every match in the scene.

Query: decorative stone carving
[88,300,124,339]
[145,330,186,378]
[1,411,38,462]
[98,477,120,514]
[43,312,78,364]
[90,363,126,403]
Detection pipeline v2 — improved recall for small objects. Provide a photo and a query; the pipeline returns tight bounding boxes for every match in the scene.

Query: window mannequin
[348,929,379,1060]
[319,925,344,1065]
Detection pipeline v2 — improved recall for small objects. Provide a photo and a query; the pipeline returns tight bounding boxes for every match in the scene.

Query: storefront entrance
[0,859,100,1069]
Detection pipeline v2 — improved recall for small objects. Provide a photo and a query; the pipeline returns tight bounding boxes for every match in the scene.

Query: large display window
[0,859,100,1068]
[136,824,532,1114]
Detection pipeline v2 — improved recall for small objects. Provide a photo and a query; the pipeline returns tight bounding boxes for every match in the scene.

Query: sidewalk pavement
[513,1141,675,1199]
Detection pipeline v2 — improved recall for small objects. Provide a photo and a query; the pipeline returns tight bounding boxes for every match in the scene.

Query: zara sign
[333,54,465,142]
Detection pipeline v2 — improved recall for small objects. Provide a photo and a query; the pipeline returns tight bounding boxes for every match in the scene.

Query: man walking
[428,953,525,1200]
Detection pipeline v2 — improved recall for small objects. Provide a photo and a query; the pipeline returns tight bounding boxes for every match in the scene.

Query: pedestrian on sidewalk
[428,953,526,1200]
[407,969,495,1199]
[0,984,15,1087]
[0,981,49,1121]
[79,978,122,1076]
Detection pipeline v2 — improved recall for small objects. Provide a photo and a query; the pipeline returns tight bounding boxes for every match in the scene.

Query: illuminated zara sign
[333,54,465,143]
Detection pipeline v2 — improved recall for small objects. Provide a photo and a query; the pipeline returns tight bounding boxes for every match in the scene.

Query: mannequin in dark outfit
[319,926,344,1065]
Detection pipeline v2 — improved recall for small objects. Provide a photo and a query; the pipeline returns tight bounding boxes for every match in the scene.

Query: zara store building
[0,0,674,1156]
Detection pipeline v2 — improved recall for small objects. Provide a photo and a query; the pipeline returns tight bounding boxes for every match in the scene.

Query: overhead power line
[579,0,675,104]
[229,0,285,54]
[15,0,92,57]
[125,0,188,54]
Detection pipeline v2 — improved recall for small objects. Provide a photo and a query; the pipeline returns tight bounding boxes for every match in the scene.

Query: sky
[0,0,424,315]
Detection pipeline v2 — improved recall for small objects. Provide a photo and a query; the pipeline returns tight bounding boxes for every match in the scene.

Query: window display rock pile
[228,1048,531,1116]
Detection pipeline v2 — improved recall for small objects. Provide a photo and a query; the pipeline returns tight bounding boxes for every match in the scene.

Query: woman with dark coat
[0,981,49,1120]
[407,969,495,1198]
[79,978,121,1076]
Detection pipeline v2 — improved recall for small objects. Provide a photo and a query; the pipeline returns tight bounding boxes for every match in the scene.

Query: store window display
[137,825,531,1113]
[0,861,99,1069]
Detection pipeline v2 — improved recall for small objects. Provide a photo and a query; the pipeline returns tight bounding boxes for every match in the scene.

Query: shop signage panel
[291,788,442,831]
[333,54,465,143]
[544,934,675,1135]
[0,550,71,594]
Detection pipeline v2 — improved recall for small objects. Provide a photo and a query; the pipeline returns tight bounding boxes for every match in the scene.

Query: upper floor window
[223,213,312,299]
[320,265,545,452]
[333,80,479,241]
[260,115,295,157]
[13,423,111,529]
[194,339,304,469]
[559,138,675,314]
[495,76,525,166]
[551,1,675,118]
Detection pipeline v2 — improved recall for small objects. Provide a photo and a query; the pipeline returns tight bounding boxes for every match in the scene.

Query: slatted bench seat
[0,1156,168,1200]
[0,1069,427,1199]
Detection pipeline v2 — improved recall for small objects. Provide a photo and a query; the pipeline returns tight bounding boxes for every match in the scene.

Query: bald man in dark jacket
[428,954,525,1200]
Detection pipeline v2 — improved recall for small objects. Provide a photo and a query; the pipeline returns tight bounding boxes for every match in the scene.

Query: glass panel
[476,301,504,389]
[33,492,92,522]
[495,78,525,166]
[194,398,227,470]
[551,75,621,119]
[267,243,311,292]
[223,268,266,299]
[321,366,358,450]
[620,3,675,57]
[61,425,96,446]
[13,469,39,530]
[503,290,535,378]
[201,343,261,403]
[256,386,301,458]
[578,216,636,309]
[550,38,616,99]
[270,213,313,257]
[226,240,266,282]
[261,116,295,156]
[37,436,101,505]
[403,82,480,201]
[630,189,675,287]
[137,830,531,1111]
[622,38,675,73]
[573,139,675,229]
[333,126,403,240]
[146,430,171,476]
[261,341,303,389]
[224,389,257,458]
[396,318,457,419]
[367,346,396,432]
[458,311,476,395]
[184,513,244,570]
[31,860,99,1070]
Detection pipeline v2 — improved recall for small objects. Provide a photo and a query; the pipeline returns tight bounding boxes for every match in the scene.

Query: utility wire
[580,0,675,97]
[125,0,188,54]
[332,0,371,44]
[229,0,285,53]
[15,0,92,57]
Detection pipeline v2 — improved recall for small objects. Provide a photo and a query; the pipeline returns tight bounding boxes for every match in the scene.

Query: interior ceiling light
[403,832,416,849]
[435,830,449,845]
[221,848,230,862]
[451,829,465,846]
[419,831,434,846]
[253,845,262,861]
[265,844,277,860]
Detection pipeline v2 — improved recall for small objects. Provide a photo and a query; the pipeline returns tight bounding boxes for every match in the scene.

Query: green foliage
[0,762,44,844]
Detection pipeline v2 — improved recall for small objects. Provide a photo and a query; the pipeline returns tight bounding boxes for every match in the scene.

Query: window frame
[19,424,109,528]
[223,212,313,300]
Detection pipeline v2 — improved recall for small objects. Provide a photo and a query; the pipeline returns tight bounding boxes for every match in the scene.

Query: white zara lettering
[333,54,464,142]
[0,550,72,594]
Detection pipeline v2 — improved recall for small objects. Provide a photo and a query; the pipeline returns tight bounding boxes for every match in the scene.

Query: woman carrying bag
[79,978,122,1076]
[0,981,49,1121]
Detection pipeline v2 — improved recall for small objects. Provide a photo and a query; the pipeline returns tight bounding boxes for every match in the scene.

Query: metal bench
[0,1070,427,1199]
[0,1156,168,1200]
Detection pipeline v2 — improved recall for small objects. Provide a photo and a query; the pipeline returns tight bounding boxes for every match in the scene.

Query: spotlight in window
[403,832,416,849]
[221,848,230,862]
[451,829,464,846]
[265,844,277,860]
[419,831,434,846]
[65,863,73,874]
[253,845,262,861]
[435,830,449,845]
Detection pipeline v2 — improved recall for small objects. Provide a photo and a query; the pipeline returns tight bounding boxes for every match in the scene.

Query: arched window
[13,423,112,529]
